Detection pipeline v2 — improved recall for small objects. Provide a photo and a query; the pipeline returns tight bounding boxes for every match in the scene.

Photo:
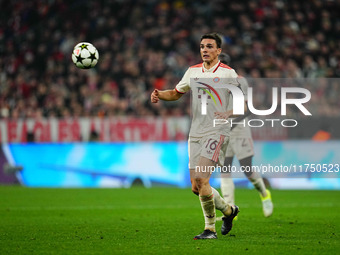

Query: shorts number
[206,139,218,151]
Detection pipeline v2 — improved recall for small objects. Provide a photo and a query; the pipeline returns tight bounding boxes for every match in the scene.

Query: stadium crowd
[0,0,339,119]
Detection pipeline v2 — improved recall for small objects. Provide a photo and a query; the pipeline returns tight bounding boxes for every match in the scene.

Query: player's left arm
[230,101,251,120]
[214,101,248,119]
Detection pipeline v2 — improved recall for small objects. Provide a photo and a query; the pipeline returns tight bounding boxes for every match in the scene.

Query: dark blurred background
[0,0,339,140]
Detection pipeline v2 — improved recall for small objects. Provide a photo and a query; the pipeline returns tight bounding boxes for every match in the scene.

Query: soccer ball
[72,42,99,69]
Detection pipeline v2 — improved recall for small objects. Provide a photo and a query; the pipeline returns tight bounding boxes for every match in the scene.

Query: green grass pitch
[0,186,339,254]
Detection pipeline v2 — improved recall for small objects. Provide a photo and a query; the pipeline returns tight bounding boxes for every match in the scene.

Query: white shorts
[225,137,254,160]
[189,134,229,169]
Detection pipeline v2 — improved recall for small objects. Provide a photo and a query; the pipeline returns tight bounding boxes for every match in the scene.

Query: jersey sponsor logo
[196,82,223,107]
[193,79,245,116]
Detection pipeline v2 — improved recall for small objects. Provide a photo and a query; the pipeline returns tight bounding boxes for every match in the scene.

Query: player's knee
[195,178,208,190]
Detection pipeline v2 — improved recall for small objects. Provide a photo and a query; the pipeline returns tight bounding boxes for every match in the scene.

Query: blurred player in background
[151,33,240,239]
[218,53,274,218]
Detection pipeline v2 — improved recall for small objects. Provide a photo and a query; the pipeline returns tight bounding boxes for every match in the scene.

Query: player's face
[200,39,221,64]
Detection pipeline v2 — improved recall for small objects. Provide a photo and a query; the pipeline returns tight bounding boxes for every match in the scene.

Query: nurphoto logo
[193,78,312,128]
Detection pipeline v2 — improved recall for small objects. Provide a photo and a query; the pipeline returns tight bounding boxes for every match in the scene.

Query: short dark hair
[200,33,222,48]
[219,53,231,65]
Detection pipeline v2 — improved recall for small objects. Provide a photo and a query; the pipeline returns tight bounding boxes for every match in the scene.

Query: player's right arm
[151,68,190,103]
[151,89,183,103]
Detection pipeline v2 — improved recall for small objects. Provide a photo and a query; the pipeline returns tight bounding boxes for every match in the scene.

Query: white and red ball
[72,42,99,69]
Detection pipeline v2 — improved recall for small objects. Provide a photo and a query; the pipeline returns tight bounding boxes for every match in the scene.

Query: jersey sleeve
[231,69,238,78]
[175,68,191,94]
[225,69,240,87]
